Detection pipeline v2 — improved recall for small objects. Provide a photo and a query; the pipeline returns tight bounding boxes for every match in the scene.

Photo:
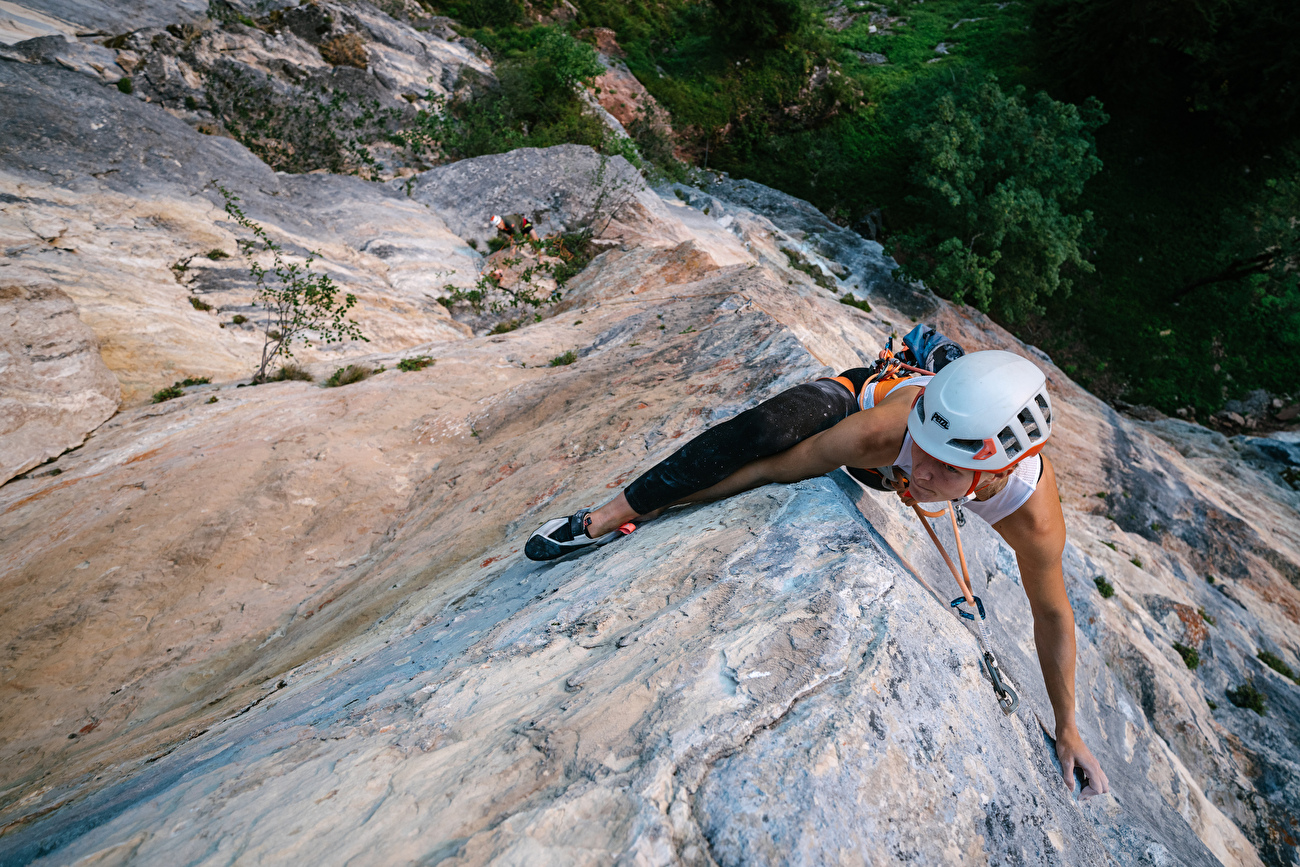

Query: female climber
[524,347,1111,798]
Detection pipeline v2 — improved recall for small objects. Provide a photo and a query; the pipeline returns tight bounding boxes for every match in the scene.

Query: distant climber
[489,213,539,242]
[525,333,1112,799]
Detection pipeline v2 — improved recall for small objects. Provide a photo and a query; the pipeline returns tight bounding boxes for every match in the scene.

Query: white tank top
[859,374,1041,526]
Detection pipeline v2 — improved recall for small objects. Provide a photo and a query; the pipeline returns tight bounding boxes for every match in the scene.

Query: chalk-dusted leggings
[623,368,883,515]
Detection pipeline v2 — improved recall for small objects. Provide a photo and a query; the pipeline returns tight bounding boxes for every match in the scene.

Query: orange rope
[947,506,975,602]
[911,504,975,604]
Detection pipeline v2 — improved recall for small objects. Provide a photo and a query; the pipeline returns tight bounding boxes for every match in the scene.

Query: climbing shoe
[524,509,635,561]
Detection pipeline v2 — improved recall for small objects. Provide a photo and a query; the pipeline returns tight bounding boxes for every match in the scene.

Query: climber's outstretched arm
[670,385,920,506]
[993,455,1111,798]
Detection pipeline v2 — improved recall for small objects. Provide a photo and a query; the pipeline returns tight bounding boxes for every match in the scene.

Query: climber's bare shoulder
[797,382,917,470]
[992,455,1068,601]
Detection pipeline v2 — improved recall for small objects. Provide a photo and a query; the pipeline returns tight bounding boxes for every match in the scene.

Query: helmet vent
[1035,394,1051,423]
[948,438,984,454]
[1018,407,1042,440]
[998,425,1021,458]
[916,394,924,420]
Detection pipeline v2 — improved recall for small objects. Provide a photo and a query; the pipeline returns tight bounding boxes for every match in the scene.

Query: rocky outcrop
[1,4,1298,865]
[0,282,119,483]
[0,58,476,404]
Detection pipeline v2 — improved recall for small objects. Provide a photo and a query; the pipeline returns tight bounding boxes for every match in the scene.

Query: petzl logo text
[930,412,950,430]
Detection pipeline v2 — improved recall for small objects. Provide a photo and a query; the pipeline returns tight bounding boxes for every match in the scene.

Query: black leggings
[624,368,881,515]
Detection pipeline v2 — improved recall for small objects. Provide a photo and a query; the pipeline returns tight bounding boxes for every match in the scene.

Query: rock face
[0,58,476,404]
[1,5,1299,866]
[0,282,119,483]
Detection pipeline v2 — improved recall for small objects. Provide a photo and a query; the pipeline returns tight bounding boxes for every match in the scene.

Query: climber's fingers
[1055,731,1110,799]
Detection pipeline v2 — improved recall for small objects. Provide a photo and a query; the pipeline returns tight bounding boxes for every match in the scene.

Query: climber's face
[909,442,975,502]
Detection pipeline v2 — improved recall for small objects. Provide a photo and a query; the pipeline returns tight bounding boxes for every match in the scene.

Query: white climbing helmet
[488,214,505,228]
[908,350,1052,472]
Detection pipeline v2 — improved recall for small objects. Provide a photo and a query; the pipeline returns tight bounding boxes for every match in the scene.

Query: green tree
[396,27,607,163]
[710,0,810,50]
[217,186,366,382]
[1034,0,1300,140]
[890,78,1107,322]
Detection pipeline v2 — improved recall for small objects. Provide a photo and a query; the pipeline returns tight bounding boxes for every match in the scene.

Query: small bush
[269,363,314,382]
[1093,576,1115,598]
[231,314,248,325]
[840,294,871,313]
[319,33,368,69]
[152,384,184,403]
[1130,557,1143,568]
[189,296,213,311]
[1206,698,1218,710]
[1257,650,1299,684]
[1199,607,1216,626]
[324,364,375,387]
[549,350,578,367]
[1226,681,1267,716]
[1173,642,1200,670]
[117,77,133,95]
[206,249,230,260]
[206,396,219,403]
[488,320,520,335]
[179,376,211,387]
[398,356,434,372]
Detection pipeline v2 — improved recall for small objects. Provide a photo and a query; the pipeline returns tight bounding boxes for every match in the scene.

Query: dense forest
[420,0,1298,416]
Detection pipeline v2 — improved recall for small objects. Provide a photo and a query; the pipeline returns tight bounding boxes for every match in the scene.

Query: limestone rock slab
[0,282,118,483]
[403,145,697,250]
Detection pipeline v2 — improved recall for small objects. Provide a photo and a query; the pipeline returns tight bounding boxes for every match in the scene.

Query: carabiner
[950,595,987,621]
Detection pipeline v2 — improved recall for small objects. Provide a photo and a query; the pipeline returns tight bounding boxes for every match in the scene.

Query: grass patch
[151,384,184,403]
[549,350,578,367]
[1257,650,1299,684]
[179,377,211,387]
[268,364,314,382]
[319,33,368,69]
[116,77,132,95]
[189,297,213,311]
[840,294,871,313]
[1226,680,1267,716]
[1199,607,1216,626]
[1130,557,1143,569]
[1173,642,1200,670]
[205,249,230,260]
[324,364,377,387]
[1093,576,1114,598]
[398,356,434,372]
[489,320,521,335]
[231,314,248,325]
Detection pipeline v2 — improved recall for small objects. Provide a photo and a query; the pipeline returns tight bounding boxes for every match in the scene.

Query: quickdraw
[910,501,1021,716]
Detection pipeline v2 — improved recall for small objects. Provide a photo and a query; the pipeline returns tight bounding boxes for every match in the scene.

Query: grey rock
[15,0,208,35]
[666,176,938,314]
[851,49,889,65]
[0,282,119,483]
[402,144,692,247]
